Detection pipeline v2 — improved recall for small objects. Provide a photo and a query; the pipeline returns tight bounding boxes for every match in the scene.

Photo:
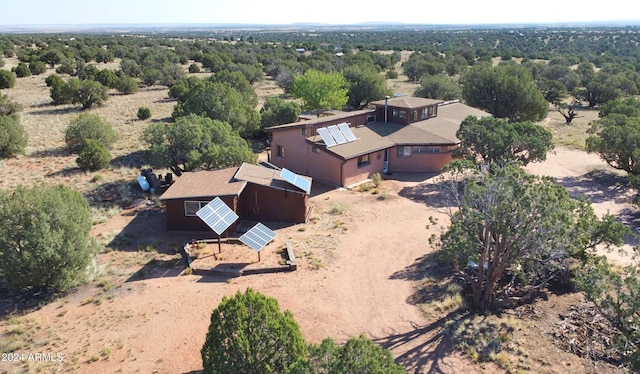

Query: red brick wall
[237,183,309,223]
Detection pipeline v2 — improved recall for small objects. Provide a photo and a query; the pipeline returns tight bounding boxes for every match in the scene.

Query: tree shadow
[29,105,83,116]
[373,311,468,374]
[0,288,73,319]
[111,149,147,169]
[29,146,71,158]
[555,169,631,205]
[398,178,460,210]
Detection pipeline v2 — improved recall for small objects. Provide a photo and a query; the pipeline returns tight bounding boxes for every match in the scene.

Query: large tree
[201,288,307,374]
[414,74,462,101]
[461,63,548,122]
[260,97,301,128]
[0,185,96,293]
[291,69,348,117]
[342,65,391,109]
[142,113,257,173]
[172,80,261,137]
[436,165,626,311]
[455,116,553,166]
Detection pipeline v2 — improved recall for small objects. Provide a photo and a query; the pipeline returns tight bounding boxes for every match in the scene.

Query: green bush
[12,63,31,78]
[202,288,307,374]
[188,63,201,73]
[29,61,47,75]
[45,74,64,87]
[0,69,16,89]
[0,185,96,293]
[116,75,138,94]
[65,113,117,152]
[0,115,27,158]
[76,139,111,171]
[137,106,151,121]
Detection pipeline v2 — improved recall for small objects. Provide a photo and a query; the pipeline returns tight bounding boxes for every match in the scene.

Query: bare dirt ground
[0,57,636,374]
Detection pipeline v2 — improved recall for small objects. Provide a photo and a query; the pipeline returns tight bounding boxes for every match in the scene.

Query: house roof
[234,163,312,194]
[308,101,491,159]
[160,167,246,201]
[265,109,372,131]
[370,97,443,109]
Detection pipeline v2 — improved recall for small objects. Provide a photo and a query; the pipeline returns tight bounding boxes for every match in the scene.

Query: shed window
[367,115,376,123]
[277,145,285,158]
[312,146,320,154]
[184,201,208,216]
[301,127,308,136]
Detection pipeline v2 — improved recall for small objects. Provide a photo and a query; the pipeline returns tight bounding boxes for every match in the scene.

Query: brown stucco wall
[389,147,455,172]
[237,183,309,223]
[164,195,239,232]
[341,151,386,186]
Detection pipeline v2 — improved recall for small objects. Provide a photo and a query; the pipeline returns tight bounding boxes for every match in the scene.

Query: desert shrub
[116,75,138,94]
[65,113,117,152]
[95,69,119,88]
[386,68,399,79]
[188,63,201,73]
[371,172,382,187]
[45,74,64,87]
[76,139,111,171]
[29,61,47,75]
[0,69,16,88]
[137,106,151,121]
[298,336,405,374]
[0,93,21,117]
[12,63,31,78]
[0,115,27,158]
[49,79,74,105]
[201,288,307,374]
[0,185,96,293]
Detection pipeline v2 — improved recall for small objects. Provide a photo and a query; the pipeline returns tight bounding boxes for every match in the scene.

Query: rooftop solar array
[316,122,357,147]
[239,223,276,252]
[280,168,312,194]
[317,127,337,147]
[196,197,239,235]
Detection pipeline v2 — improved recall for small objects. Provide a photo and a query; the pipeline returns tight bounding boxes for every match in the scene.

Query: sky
[0,0,637,26]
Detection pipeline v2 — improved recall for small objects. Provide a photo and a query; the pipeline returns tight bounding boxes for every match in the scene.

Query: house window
[397,146,411,158]
[421,106,436,119]
[392,109,399,117]
[277,145,285,158]
[301,127,308,136]
[357,154,370,167]
[312,146,320,154]
[367,115,376,123]
[398,110,406,119]
[413,146,441,153]
[184,201,208,216]
[411,110,417,121]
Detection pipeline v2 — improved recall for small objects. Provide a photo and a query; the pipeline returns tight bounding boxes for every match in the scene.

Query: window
[367,115,376,123]
[357,154,370,167]
[397,146,411,158]
[301,127,308,136]
[413,146,441,153]
[392,108,399,117]
[312,146,320,154]
[277,145,285,158]
[184,201,208,216]
[411,110,417,121]
[398,110,406,119]
[421,106,436,119]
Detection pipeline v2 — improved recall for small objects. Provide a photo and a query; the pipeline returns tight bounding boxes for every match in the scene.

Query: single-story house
[265,97,491,186]
[159,163,312,231]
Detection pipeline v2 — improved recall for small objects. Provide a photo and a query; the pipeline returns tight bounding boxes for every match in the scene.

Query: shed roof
[159,168,246,201]
[234,163,312,194]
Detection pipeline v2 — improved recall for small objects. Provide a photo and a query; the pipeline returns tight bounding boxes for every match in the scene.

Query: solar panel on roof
[280,168,312,194]
[337,123,357,142]
[317,127,337,147]
[239,223,276,252]
[327,125,347,144]
[196,197,239,235]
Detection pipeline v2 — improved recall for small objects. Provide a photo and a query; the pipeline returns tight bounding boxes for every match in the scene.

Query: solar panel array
[239,223,276,252]
[316,122,357,147]
[196,197,239,235]
[280,168,312,194]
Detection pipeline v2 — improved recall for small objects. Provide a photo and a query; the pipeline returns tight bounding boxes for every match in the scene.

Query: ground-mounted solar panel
[239,223,276,252]
[337,122,357,142]
[327,125,347,144]
[280,168,312,194]
[317,127,337,147]
[196,197,239,235]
